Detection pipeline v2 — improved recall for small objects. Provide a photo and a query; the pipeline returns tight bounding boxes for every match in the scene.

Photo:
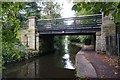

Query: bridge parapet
[36,14,102,34]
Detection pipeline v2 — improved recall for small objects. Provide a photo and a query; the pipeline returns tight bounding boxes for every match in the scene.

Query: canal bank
[75,45,119,78]
[75,47,97,78]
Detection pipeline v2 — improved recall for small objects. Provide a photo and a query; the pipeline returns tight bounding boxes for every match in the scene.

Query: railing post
[28,16,36,50]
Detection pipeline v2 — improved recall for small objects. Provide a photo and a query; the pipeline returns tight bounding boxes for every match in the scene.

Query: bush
[2,42,28,64]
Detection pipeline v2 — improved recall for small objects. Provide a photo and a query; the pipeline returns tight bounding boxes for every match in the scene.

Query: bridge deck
[36,14,102,34]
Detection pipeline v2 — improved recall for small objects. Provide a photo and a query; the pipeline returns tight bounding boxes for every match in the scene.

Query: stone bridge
[19,14,116,56]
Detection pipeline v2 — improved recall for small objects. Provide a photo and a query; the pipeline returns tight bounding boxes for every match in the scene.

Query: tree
[72,2,120,23]
[2,2,25,42]
[24,2,42,18]
[1,2,28,64]
[16,2,42,28]
[41,2,61,19]
[18,2,62,28]
[22,2,61,19]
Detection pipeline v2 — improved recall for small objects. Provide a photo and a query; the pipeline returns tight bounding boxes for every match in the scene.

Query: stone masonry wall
[28,16,36,50]
[96,31,101,51]
[36,32,39,51]
[101,17,116,55]
[18,29,29,47]
[18,16,39,51]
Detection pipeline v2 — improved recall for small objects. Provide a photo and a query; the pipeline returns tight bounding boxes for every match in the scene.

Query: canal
[2,36,81,79]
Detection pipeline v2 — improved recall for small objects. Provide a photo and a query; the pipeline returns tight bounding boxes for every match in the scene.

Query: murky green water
[2,37,81,79]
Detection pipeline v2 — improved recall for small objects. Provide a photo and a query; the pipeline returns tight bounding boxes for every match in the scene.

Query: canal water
[2,36,81,79]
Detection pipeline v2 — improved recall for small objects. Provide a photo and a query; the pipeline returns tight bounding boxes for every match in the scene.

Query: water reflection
[63,55,75,70]
[64,36,69,52]
[63,53,69,59]
[63,36,75,70]
[3,36,81,78]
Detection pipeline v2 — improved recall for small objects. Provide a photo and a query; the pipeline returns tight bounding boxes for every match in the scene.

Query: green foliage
[41,2,61,19]
[1,2,28,64]
[68,35,80,43]
[68,35,93,44]
[24,2,41,18]
[0,3,2,70]
[72,2,120,23]
[78,35,89,43]
[54,36,64,50]
[2,42,28,64]
[2,2,24,39]
[22,2,61,20]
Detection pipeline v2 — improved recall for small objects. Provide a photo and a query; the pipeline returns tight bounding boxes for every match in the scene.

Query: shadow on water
[2,37,81,79]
